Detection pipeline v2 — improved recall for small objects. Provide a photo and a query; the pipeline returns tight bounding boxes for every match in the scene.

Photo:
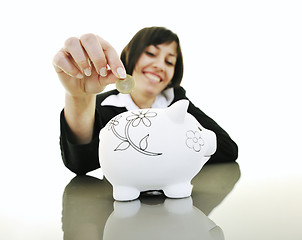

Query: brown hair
[121,27,184,88]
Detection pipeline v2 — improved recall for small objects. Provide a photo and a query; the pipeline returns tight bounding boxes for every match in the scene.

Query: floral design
[107,110,161,156]
[126,110,157,127]
[186,130,205,152]
[107,115,122,130]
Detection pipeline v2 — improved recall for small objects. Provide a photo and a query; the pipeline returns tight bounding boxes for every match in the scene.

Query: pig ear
[166,100,189,123]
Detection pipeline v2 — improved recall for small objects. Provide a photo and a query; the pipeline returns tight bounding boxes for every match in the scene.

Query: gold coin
[116,74,135,94]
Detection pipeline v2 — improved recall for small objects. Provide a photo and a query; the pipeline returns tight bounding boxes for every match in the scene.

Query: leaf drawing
[114,141,130,151]
[139,134,149,150]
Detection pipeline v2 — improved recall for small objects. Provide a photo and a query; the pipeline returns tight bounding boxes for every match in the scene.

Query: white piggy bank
[99,100,216,201]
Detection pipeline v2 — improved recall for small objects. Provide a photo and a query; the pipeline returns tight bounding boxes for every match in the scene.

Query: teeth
[145,73,161,82]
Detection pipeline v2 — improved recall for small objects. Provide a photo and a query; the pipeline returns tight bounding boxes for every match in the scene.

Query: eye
[165,60,174,66]
[198,126,202,131]
[145,51,155,57]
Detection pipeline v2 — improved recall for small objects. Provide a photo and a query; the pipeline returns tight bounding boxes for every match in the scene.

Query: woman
[53,27,238,175]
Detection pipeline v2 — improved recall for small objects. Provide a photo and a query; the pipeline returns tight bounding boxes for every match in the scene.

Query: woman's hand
[53,34,126,144]
[53,33,126,97]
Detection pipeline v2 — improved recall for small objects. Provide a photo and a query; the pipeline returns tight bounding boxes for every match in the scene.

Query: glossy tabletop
[1,159,301,240]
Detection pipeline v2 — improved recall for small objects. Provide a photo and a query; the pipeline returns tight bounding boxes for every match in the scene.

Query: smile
[144,72,162,83]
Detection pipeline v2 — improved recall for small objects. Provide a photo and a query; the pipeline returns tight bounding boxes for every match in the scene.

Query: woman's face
[132,41,177,98]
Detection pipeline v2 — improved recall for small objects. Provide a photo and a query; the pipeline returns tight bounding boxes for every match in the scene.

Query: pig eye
[198,126,202,131]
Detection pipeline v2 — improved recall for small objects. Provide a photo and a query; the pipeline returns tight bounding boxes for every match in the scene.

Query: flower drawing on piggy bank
[107,110,162,156]
[107,115,122,130]
[126,110,157,127]
[186,130,205,152]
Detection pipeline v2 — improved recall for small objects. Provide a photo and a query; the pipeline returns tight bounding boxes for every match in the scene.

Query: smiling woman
[121,27,183,85]
[119,28,182,108]
[54,26,238,175]
[130,41,178,107]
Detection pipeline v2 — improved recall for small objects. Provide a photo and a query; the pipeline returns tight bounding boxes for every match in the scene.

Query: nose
[152,56,165,71]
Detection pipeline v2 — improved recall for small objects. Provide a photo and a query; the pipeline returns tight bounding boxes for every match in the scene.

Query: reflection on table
[62,162,240,239]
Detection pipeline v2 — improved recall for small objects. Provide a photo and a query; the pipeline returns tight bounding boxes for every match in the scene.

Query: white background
[0,0,301,239]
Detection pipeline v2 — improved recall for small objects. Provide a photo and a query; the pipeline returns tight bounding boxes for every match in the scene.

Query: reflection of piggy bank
[99,100,217,201]
[103,198,224,240]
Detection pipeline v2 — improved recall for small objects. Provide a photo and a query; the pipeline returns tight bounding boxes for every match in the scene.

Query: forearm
[64,93,96,144]
[207,131,238,163]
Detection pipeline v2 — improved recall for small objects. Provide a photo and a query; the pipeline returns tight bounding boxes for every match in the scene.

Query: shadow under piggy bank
[103,197,224,240]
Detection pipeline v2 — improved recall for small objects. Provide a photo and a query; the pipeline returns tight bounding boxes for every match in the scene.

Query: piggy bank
[99,100,216,201]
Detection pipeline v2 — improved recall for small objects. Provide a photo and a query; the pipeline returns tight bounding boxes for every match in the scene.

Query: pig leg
[163,182,193,199]
[113,186,140,201]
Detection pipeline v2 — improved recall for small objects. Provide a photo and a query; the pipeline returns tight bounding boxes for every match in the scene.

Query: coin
[116,74,135,94]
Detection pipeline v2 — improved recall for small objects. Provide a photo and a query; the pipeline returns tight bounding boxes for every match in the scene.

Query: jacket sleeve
[59,110,101,175]
[188,101,238,163]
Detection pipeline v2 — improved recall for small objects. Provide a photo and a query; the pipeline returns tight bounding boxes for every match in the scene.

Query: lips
[144,72,162,83]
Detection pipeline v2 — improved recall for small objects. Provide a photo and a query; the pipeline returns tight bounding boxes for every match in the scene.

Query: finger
[64,37,91,77]
[94,72,117,92]
[53,50,83,79]
[96,35,127,79]
[80,33,108,77]
[99,70,120,85]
